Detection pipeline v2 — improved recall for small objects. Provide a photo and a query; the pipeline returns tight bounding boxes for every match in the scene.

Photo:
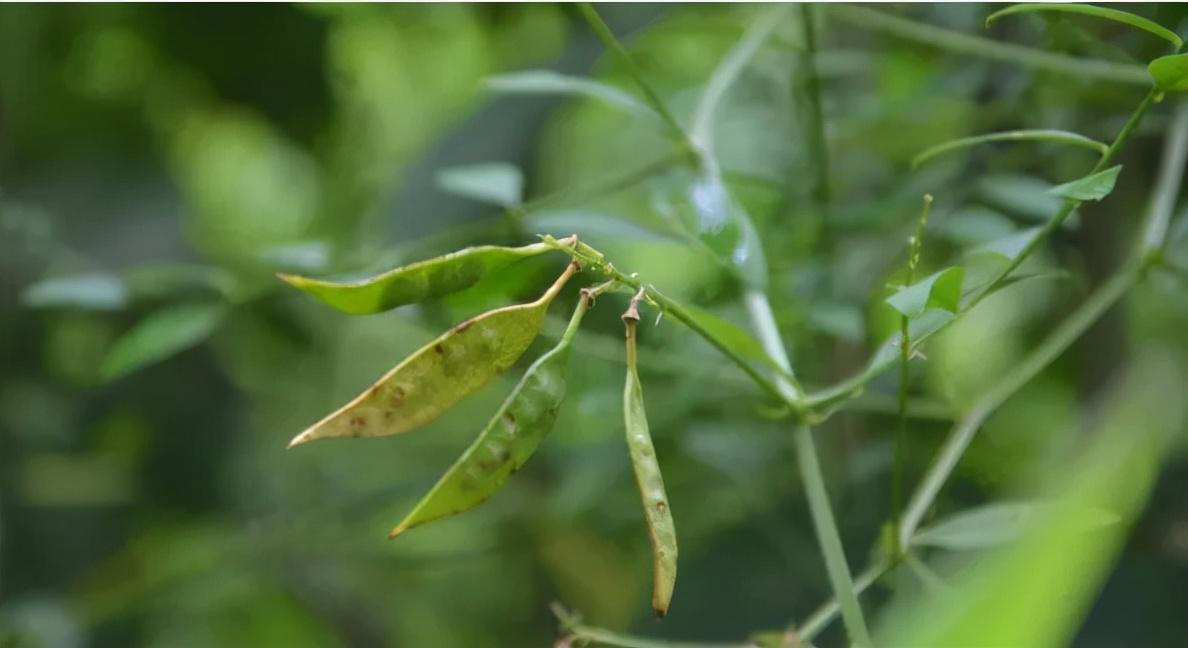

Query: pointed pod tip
[287,431,311,449]
[387,525,407,540]
[652,606,668,619]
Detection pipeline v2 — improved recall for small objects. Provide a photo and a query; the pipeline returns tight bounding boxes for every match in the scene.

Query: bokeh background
[3,3,1188,647]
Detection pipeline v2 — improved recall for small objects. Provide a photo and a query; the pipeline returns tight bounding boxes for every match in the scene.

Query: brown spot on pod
[434,343,444,354]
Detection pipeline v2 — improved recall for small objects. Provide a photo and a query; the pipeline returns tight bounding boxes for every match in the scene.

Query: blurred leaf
[660,171,768,288]
[279,241,557,315]
[287,263,576,446]
[1048,165,1122,202]
[524,210,672,243]
[971,227,1043,262]
[886,267,965,318]
[123,264,236,301]
[260,242,332,274]
[985,4,1183,48]
[390,300,586,537]
[102,303,226,380]
[22,274,129,311]
[436,162,524,208]
[912,129,1107,169]
[485,70,649,114]
[913,501,1117,551]
[807,302,866,344]
[1149,53,1188,92]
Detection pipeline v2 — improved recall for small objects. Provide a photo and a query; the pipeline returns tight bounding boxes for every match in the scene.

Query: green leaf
[972,227,1043,262]
[21,274,129,311]
[623,315,678,617]
[681,304,792,377]
[1048,165,1122,201]
[389,297,589,538]
[1149,53,1188,92]
[435,162,523,208]
[287,263,577,446]
[101,303,227,380]
[912,130,1108,168]
[985,4,1183,48]
[484,70,649,114]
[661,170,769,289]
[278,241,558,315]
[913,502,1118,551]
[886,267,965,318]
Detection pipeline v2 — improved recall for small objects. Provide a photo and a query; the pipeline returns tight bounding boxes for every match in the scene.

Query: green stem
[577,3,695,153]
[827,5,1150,85]
[797,556,893,642]
[804,86,1161,414]
[797,4,831,207]
[898,268,1138,546]
[793,424,871,647]
[1139,104,1188,258]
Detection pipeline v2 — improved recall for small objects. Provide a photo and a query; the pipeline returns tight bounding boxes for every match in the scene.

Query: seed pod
[288,262,578,447]
[279,240,567,315]
[389,293,593,537]
[623,299,678,616]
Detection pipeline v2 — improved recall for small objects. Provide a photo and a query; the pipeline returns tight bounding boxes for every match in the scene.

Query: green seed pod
[279,239,568,315]
[288,262,578,447]
[623,299,678,617]
[389,291,593,537]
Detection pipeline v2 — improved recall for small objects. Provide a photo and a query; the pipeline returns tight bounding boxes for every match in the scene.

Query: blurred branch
[828,5,1150,85]
[1139,104,1188,258]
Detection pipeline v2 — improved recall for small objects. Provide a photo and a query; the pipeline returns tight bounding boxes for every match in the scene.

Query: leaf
[435,162,524,208]
[658,170,768,288]
[101,303,227,380]
[886,267,965,318]
[681,304,792,377]
[287,262,578,447]
[389,297,590,538]
[278,241,558,315]
[913,502,1118,551]
[21,274,129,311]
[484,70,649,114]
[971,227,1043,262]
[1048,165,1122,202]
[623,314,678,617]
[1149,53,1188,92]
[985,4,1183,48]
[912,130,1107,168]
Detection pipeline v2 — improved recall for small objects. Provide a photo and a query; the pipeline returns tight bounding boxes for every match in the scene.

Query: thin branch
[828,5,1150,85]
[1140,103,1188,257]
[577,3,695,153]
[796,555,891,642]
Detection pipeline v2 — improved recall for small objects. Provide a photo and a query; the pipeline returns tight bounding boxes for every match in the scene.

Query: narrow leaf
[436,162,524,208]
[389,297,590,538]
[972,227,1043,263]
[1149,53,1188,92]
[682,304,793,378]
[986,4,1183,49]
[623,313,678,617]
[21,274,129,311]
[1048,165,1122,201]
[102,303,226,380]
[278,241,559,315]
[886,267,966,318]
[288,263,578,447]
[912,130,1108,169]
[913,501,1118,551]
[485,70,649,114]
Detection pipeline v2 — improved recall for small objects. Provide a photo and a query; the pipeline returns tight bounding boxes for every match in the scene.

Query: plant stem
[804,86,1161,414]
[1139,103,1188,258]
[797,556,893,642]
[827,5,1150,85]
[577,3,695,153]
[690,5,789,151]
[797,4,831,208]
[898,267,1137,546]
[793,424,872,647]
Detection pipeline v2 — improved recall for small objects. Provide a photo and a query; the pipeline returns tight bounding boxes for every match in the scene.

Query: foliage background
[3,3,1188,647]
